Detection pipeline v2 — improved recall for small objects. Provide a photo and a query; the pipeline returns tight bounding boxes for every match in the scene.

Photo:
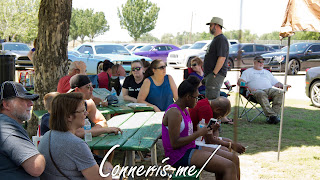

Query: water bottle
[196,119,206,141]
[111,87,117,96]
[84,118,92,142]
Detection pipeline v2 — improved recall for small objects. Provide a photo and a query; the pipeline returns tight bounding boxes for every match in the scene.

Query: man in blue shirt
[0,81,45,179]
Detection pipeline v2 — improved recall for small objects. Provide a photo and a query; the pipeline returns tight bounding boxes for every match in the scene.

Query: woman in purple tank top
[162,76,240,180]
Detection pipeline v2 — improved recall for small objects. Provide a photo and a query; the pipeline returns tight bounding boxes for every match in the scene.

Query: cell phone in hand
[207,118,218,129]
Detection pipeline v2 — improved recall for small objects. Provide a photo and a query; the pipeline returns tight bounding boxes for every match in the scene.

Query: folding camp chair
[238,68,273,122]
[238,85,266,122]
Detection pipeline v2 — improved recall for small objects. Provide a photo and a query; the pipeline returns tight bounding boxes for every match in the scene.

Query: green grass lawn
[221,95,320,179]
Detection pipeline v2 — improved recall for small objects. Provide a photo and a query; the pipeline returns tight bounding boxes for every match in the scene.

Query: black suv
[228,43,275,69]
[261,42,320,75]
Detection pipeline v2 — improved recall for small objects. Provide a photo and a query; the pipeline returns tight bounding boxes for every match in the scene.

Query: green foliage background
[118,0,160,41]
[0,0,40,43]
[1,0,319,46]
[69,8,110,43]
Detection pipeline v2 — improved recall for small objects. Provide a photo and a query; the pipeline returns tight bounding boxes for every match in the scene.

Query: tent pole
[277,36,291,161]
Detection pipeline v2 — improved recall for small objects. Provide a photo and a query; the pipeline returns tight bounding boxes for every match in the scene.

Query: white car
[68,43,152,74]
[167,40,211,68]
[125,43,149,52]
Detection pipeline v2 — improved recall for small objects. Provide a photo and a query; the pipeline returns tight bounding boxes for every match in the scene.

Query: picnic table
[33,101,154,122]
[88,112,164,179]
[33,88,153,121]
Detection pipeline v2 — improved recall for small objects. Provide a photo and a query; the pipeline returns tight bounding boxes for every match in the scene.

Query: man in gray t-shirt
[0,81,46,179]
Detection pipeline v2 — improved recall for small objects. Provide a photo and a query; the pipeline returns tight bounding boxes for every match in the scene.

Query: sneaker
[266,116,274,124]
[273,116,280,124]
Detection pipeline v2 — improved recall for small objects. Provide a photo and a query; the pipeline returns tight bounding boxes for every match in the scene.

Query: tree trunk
[27,0,72,137]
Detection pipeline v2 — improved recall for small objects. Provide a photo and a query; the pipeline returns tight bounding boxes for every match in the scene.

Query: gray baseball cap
[0,81,39,101]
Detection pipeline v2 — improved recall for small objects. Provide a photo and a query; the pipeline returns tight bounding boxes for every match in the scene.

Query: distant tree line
[1,0,319,46]
[137,30,320,47]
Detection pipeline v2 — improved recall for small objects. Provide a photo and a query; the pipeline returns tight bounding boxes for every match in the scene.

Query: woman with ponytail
[137,59,178,112]
[162,76,240,180]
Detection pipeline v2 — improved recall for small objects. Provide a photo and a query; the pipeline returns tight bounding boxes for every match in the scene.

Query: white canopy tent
[278,0,320,161]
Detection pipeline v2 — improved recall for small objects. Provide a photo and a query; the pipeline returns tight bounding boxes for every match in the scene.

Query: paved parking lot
[166,67,310,101]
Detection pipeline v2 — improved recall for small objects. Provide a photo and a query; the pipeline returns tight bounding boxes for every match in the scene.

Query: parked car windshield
[229,44,241,53]
[281,43,309,53]
[180,44,191,49]
[95,45,131,55]
[3,44,30,51]
[139,45,154,51]
[126,45,135,51]
[189,42,207,50]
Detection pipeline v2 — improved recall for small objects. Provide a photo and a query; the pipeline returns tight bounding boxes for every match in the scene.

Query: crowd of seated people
[0,57,246,179]
[162,76,240,180]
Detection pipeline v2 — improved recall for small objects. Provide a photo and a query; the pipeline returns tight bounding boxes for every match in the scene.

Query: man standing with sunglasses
[238,56,290,124]
[203,17,229,100]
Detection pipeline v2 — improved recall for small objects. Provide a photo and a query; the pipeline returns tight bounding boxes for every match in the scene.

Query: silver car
[0,42,32,69]
[305,66,320,107]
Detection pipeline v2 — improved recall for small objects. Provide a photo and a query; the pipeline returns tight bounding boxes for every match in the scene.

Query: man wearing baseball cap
[238,56,291,124]
[203,17,229,100]
[68,74,121,138]
[0,81,45,179]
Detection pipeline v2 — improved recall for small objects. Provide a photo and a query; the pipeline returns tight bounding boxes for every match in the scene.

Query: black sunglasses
[257,60,264,63]
[155,65,166,70]
[131,67,142,71]
[191,63,197,67]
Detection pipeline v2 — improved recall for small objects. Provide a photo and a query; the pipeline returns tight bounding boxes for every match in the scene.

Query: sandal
[221,117,234,125]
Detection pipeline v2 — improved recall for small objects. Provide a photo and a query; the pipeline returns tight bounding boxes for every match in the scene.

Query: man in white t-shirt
[239,56,290,124]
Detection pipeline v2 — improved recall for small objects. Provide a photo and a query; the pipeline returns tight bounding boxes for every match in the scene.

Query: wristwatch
[213,72,216,76]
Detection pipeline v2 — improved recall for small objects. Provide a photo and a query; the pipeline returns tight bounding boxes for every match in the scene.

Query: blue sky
[73,0,289,42]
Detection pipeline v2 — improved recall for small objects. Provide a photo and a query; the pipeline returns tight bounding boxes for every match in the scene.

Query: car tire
[310,80,320,108]
[288,59,299,75]
[97,62,103,74]
[227,59,234,70]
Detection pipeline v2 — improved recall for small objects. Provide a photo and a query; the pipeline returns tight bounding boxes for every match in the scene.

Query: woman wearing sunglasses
[189,57,206,95]
[137,59,178,112]
[122,60,144,102]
